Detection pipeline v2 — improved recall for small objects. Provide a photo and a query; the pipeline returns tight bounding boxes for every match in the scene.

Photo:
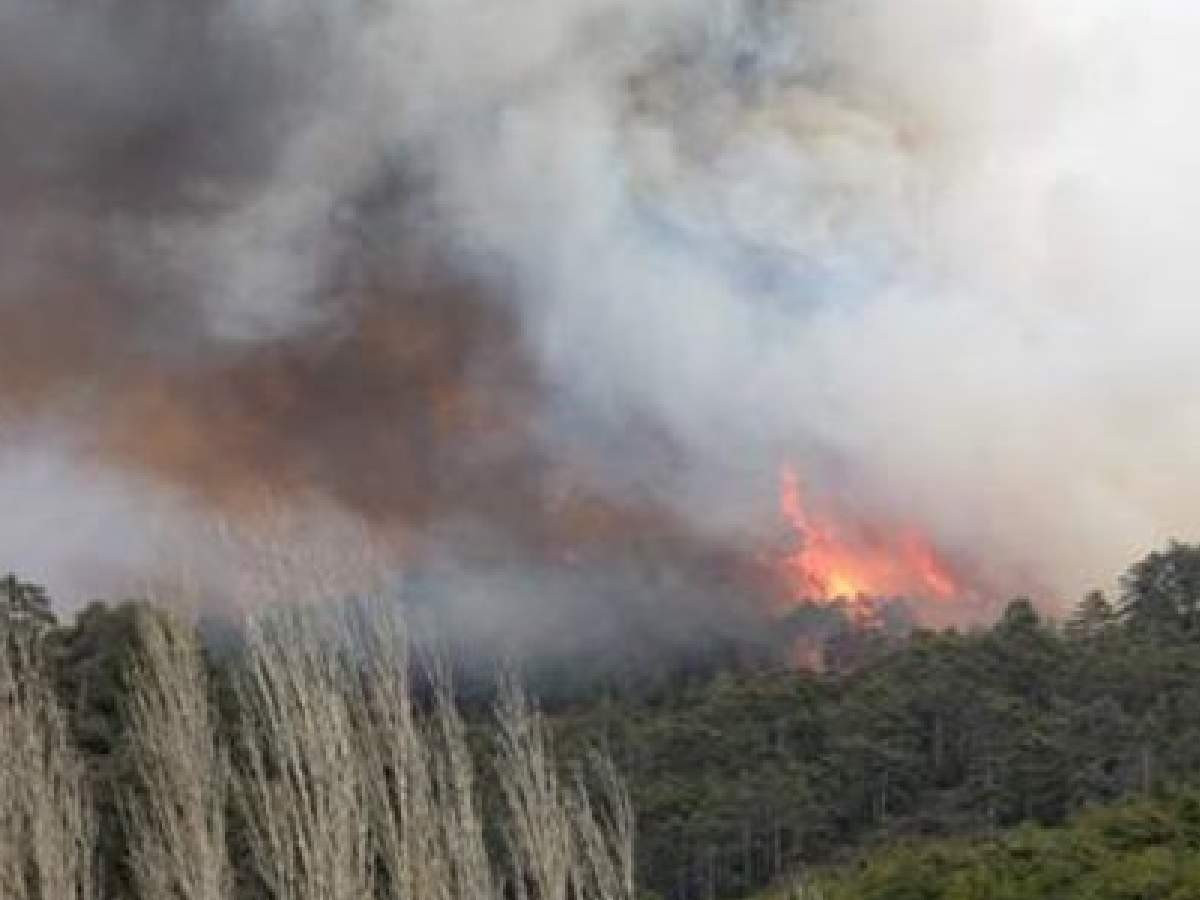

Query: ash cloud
[1,0,1198,631]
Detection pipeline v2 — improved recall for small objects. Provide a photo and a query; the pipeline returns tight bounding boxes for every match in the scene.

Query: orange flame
[777,466,959,621]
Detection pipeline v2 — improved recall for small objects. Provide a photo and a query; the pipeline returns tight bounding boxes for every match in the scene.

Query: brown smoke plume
[2,0,1199,644]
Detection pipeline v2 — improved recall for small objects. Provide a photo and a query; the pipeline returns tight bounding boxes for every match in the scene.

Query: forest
[5,542,1200,899]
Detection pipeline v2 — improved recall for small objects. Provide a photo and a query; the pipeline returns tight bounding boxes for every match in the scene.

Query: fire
[777,466,959,620]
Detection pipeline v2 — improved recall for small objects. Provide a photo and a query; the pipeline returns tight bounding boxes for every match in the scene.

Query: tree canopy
[7,542,1200,899]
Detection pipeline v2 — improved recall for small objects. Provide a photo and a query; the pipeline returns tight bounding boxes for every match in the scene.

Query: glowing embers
[777,466,959,621]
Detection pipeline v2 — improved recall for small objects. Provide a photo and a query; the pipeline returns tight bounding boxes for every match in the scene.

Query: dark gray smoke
[2,0,1198,635]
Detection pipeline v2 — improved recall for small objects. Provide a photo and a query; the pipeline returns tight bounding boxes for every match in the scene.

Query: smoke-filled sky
[2,0,1199,627]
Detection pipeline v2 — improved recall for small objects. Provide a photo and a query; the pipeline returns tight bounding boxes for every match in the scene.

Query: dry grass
[5,600,635,900]
[353,607,495,900]
[0,631,96,900]
[233,600,637,900]
[234,607,374,900]
[496,678,635,900]
[121,609,232,900]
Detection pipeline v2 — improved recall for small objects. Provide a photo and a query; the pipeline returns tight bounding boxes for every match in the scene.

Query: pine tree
[1066,590,1116,641]
[1119,542,1200,637]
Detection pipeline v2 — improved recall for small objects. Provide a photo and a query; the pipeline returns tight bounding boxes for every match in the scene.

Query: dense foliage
[552,542,1200,899]
[5,541,1200,899]
[810,790,1200,899]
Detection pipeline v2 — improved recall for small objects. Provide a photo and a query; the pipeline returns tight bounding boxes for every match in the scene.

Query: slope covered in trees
[553,542,1200,898]
[4,542,1200,899]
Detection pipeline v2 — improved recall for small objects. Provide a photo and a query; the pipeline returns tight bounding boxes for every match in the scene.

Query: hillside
[791,791,1200,899]
[5,542,1200,899]
[551,542,1200,898]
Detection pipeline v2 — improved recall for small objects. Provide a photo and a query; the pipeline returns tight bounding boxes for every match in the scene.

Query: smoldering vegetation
[0,602,634,900]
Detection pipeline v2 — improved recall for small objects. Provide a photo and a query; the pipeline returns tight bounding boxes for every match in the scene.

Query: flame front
[777,466,959,620]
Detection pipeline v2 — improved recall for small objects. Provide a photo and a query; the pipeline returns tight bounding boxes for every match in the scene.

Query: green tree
[1118,542,1200,637]
[1065,591,1116,642]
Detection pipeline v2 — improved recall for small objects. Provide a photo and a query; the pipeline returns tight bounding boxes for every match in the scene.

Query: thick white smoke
[0,423,170,602]
[397,0,1200,603]
[2,0,1198,614]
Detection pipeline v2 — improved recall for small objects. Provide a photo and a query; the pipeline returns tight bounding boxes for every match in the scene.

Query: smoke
[0,439,150,601]
[2,0,1198,630]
